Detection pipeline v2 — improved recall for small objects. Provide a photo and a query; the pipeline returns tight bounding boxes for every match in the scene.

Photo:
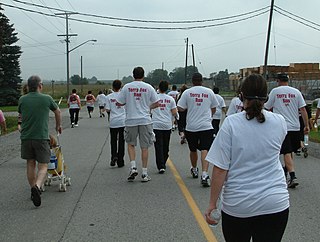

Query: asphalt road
[0,108,320,242]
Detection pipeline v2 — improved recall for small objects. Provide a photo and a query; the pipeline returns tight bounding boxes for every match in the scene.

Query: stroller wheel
[59,184,67,192]
[66,177,71,186]
[304,152,308,158]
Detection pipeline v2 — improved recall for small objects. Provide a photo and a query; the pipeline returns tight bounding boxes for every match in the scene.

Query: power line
[9,0,58,35]
[10,0,269,24]
[274,9,320,32]
[37,0,65,28]
[2,2,269,30]
[29,0,63,32]
[66,0,76,12]
[274,5,320,28]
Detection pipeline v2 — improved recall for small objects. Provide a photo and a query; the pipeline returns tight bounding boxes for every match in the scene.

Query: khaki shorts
[125,124,154,148]
[21,139,50,163]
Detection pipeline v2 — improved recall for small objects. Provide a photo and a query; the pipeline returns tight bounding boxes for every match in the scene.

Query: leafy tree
[70,74,88,85]
[169,65,198,84]
[147,69,169,86]
[122,75,133,84]
[213,69,230,91]
[0,5,22,106]
[89,76,98,83]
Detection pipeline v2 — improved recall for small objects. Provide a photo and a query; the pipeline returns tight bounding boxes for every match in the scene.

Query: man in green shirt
[18,75,62,207]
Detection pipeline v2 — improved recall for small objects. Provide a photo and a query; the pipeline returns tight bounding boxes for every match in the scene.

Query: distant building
[239,63,320,99]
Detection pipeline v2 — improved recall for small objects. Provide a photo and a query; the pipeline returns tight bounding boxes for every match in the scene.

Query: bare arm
[53,108,62,134]
[177,106,185,112]
[211,107,216,116]
[205,165,227,224]
[171,108,178,118]
[300,107,310,134]
[150,101,159,110]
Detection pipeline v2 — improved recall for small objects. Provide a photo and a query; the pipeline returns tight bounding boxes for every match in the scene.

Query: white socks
[130,160,136,169]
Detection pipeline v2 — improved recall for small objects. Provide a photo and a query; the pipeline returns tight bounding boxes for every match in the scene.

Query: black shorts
[87,106,94,112]
[99,106,104,110]
[185,129,214,152]
[280,131,301,154]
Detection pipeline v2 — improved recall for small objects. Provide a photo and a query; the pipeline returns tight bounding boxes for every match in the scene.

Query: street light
[66,39,97,97]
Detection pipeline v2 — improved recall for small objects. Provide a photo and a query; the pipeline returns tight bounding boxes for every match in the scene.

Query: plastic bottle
[209,209,221,227]
[209,193,222,227]
[304,134,309,146]
[314,122,318,129]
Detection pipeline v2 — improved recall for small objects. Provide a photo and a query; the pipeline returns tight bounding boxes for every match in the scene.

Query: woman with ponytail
[205,74,289,242]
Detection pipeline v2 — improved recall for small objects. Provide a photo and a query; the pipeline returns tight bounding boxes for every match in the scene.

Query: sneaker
[190,167,199,178]
[127,167,138,181]
[110,157,117,167]
[159,168,166,174]
[74,124,79,127]
[71,123,74,128]
[201,175,211,187]
[31,185,41,207]
[288,177,299,188]
[141,174,151,182]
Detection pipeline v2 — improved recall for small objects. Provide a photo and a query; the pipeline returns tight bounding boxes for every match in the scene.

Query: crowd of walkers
[18,67,316,242]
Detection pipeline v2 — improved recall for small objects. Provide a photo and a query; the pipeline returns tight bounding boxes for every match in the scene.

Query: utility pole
[191,44,196,73]
[80,56,83,93]
[184,37,189,84]
[56,12,78,97]
[161,62,164,70]
[263,0,275,79]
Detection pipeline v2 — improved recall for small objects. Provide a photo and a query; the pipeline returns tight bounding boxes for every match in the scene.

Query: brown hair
[241,74,267,123]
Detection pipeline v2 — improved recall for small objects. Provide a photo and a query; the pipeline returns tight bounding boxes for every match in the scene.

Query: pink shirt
[0,110,5,123]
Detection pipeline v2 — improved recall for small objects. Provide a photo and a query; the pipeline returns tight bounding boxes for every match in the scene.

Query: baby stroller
[43,134,71,192]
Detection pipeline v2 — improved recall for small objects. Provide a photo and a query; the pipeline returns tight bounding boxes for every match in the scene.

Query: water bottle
[209,209,221,227]
[314,122,318,129]
[304,134,309,146]
[209,193,222,227]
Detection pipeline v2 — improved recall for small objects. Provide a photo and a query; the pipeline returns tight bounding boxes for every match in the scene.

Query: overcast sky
[2,0,320,81]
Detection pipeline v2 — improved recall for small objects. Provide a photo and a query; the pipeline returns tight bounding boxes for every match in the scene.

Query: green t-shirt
[18,92,58,140]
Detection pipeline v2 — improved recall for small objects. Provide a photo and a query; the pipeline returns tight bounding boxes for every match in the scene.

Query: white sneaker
[141,174,151,182]
[127,168,138,181]
[74,124,79,127]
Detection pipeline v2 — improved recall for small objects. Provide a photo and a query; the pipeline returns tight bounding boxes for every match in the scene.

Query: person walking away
[177,73,218,187]
[0,110,7,135]
[168,84,179,102]
[18,75,62,207]
[85,91,96,118]
[68,89,81,128]
[152,80,178,174]
[212,87,226,136]
[168,85,179,130]
[177,84,188,144]
[226,85,243,116]
[105,80,126,168]
[296,96,311,155]
[313,98,320,128]
[96,91,106,118]
[264,73,309,188]
[116,67,159,182]
[205,74,289,242]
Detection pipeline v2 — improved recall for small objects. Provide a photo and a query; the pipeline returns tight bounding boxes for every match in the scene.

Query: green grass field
[3,116,18,134]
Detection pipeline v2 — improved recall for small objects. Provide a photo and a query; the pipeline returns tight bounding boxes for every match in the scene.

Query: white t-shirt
[167,90,179,101]
[177,86,218,132]
[152,93,177,130]
[96,94,106,107]
[116,81,159,126]
[85,94,95,107]
[212,94,226,120]
[68,94,81,109]
[264,85,306,131]
[226,97,243,116]
[206,110,289,218]
[105,92,125,128]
